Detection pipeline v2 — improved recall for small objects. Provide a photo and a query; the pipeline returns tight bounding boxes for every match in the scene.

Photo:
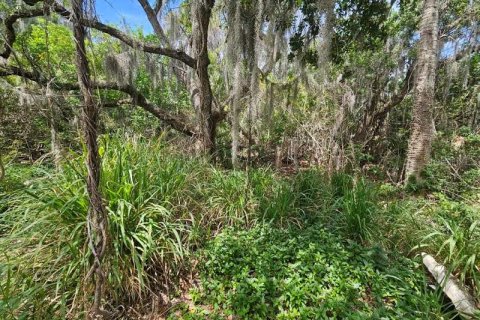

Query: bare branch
[50,1,196,68]
[354,63,415,144]
[137,0,169,45]
[154,1,164,16]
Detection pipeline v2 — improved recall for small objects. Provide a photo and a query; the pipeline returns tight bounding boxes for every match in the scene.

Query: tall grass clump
[258,169,333,226]
[2,135,325,318]
[197,169,255,228]
[330,173,378,242]
[0,135,206,318]
[194,167,331,229]
[417,196,480,300]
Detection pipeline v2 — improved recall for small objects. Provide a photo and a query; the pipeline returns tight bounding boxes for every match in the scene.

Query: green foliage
[0,136,331,318]
[334,0,392,61]
[288,0,393,64]
[332,174,378,242]
[15,19,76,79]
[421,130,480,196]
[366,190,480,301]
[1,135,478,318]
[1,0,479,317]
[0,136,201,318]
[174,224,443,319]
[417,195,479,299]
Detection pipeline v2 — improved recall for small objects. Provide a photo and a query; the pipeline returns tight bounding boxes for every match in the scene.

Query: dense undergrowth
[0,135,479,319]
[171,225,445,319]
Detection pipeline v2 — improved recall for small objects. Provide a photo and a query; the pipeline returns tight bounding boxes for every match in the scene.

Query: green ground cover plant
[171,224,445,319]
[1,136,478,319]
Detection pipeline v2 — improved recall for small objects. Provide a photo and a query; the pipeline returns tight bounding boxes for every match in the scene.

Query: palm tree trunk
[405,0,439,182]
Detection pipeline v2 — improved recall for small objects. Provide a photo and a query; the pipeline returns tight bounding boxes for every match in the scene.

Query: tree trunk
[191,0,216,156]
[405,0,439,182]
[229,0,244,168]
[317,0,335,72]
[47,90,62,169]
[231,61,242,168]
[246,0,264,166]
[138,0,216,156]
[72,0,108,318]
[0,154,4,181]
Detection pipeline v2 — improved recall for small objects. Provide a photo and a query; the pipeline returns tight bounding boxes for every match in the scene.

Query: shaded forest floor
[0,135,479,319]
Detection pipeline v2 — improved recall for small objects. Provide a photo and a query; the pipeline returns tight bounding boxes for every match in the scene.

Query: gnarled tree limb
[137,0,169,45]
[0,64,196,136]
[354,63,415,145]
[1,0,196,68]
[1,7,44,59]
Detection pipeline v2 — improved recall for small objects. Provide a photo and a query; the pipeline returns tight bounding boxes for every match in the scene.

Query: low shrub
[172,224,444,319]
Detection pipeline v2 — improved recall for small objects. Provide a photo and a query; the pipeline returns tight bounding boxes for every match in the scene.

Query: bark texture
[405,0,439,182]
[228,1,243,168]
[316,0,335,69]
[72,0,108,318]
[190,0,216,155]
[231,62,242,168]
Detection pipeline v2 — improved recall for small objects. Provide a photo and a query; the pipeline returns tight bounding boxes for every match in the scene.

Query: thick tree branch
[0,64,196,136]
[137,0,169,45]
[354,64,415,144]
[371,64,415,124]
[154,1,164,16]
[1,7,44,59]
[1,1,196,68]
[99,83,196,137]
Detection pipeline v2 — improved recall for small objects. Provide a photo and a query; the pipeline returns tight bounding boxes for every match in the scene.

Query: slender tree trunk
[139,0,216,156]
[231,62,242,168]
[317,0,335,70]
[47,91,62,168]
[43,9,62,169]
[191,0,216,156]
[72,0,108,318]
[405,0,439,182]
[246,0,264,166]
[229,1,243,168]
[0,153,4,181]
